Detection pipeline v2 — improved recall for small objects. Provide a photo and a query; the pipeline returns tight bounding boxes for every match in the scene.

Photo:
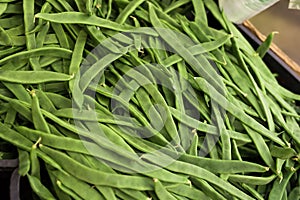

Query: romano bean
[166,183,208,200]
[153,178,177,200]
[115,0,145,24]
[228,174,277,185]
[31,90,51,133]
[39,145,154,190]
[35,12,136,32]
[256,32,277,58]
[50,170,104,200]
[3,82,31,103]
[27,174,56,200]
[0,47,72,65]
[0,3,7,15]
[18,149,30,176]
[0,70,73,84]
[244,126,275,169]
[56,180,82,200]
[269,168,299,200]
[143,154,256,199]
[0,0,298,199]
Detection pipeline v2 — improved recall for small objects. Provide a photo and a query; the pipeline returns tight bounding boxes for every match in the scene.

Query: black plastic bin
[0,159,18,200]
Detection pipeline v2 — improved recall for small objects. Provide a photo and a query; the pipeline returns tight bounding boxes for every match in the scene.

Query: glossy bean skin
[50,169,104,200]
[31,90,51,133]
[0,70,73,84]
[27,174,56,200]
[154,178,177,200]
[39,145,154,190]
[115,0,145,24]
[0,47,72,65]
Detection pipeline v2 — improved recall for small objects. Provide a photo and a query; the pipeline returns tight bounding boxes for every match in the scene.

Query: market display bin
[1,21,299,199]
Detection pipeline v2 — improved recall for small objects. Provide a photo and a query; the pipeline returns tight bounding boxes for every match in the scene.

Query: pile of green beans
[0,0,299,199]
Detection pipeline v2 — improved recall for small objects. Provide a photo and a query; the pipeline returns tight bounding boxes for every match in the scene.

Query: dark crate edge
[237,24,300,94]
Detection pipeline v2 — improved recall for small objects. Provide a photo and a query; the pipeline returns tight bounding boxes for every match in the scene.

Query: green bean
[0,122,33,151]
[0,121,64,171]
[256,31,278,58]
[51,170,104,200]
[192,77,285,146]
[0,47,23,60]
[232,36,274,131]
[80,53,124,92]
[241,183,264,200]
[116,0,145,24]
[9,98,32,122]
[191,178,226,200]
[166,183,208,200]
[154,178,177,200]
[43,82,67,93]
[5,25,25,36]
[45,92,72,109]
[0,70,73,84]
[18,149,30,176]
[56,180,82,200]
[35,90,56,113]
[39,56,60,68]
[0,47,72,65]
[16,125,188,184]
[170,107,252,143]
[163,0,189,13]
[56,0,74,11]
[54,107,141,128]
[213,104,231,160]
[116,0,144,24]
[95,186,117,200]
[47,166,72,200]
[228,174,277,185]
[69,30,87,108]
[23,0,35,48]
[244,126,275,169]
[186,130,198,156]
[3,82,31,103]
[114,64,181,146]
[31,90,51,133]
[288,187,300,200]
[149,4,224,94]
[153,5,182,29]
[143,154,256,199]
[179,152,269,174]
[36,12,133,31]
[39,145,154,190]
[276,158,285,176]
[115,189,136,200]
[30,140,41,178]
[27,174,56,200]
[286,117,300,146]
[0,15,23,29]
[24,0,41,73]
[0,26,12,46]
[269,168,299,200]
[270,145,297,160]
[3,105,16,127]
[46,0,64,12]
[191,0,207,25]
[4,3,22,14]
[0,35,26,46]
[0,3,7,16]
[51,22,70,49]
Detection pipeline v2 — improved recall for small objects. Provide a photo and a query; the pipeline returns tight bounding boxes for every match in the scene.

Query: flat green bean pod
[0,70,73,84]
